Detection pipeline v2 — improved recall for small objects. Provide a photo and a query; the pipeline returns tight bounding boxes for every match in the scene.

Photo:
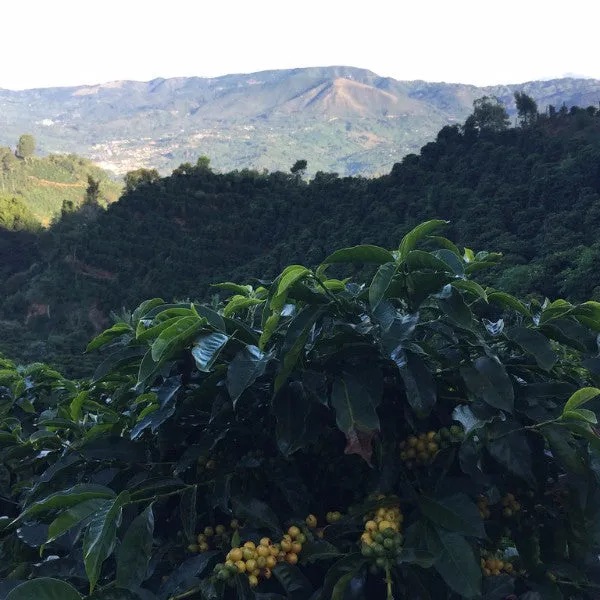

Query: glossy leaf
[420,493,486,538]
[227,344,269,405]
[369,261,397,310]
[192,332,229,372]
[87,322,132,352]
[321,244,395,265]
[116,504,154,588]
[563,386,600,412]
[7,579,82,600]
[426,526,481,599]
[460,357,514,412]
[398,219,448,259]
[47,498,111,544]
[396,350,437,415]
[273,382,312,456]
[83,491,130,593]
[506,327,557,371]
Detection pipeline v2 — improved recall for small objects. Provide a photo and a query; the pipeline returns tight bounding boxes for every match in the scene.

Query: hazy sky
[3,0,598,90]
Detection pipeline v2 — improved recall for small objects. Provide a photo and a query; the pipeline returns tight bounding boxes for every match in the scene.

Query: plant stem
[169,586,201,600]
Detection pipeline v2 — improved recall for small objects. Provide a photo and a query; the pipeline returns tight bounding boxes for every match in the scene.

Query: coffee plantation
[1,221,599,599]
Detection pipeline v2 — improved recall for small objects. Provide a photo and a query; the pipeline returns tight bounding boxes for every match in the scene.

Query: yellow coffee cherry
[286,552,299,565]
[248,574,259,587]
[187,544,199,552]
[266,555,276,568]
[235,560,246,573]
[257,545,270,558]
[305,514,318,528]
[230,519,240,529]
[245,559,257,572]
[215,525,226,535]
[288,526,301,539]
[291,542,302,554]
[243,541,256,550]
[229,548,243,562]
[365,520,378,532]
[204,526,214,537]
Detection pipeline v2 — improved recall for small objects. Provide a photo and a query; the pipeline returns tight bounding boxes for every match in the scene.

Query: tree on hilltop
[514,91,538,127]
[16,134,35,159]
[464,96,510,134]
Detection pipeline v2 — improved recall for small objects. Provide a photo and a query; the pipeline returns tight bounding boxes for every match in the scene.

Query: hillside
[0,146,122,222]
[2,67,600,176]
[3,102,600,374]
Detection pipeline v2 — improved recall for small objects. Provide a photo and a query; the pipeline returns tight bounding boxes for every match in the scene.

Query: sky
[3,0,598,90]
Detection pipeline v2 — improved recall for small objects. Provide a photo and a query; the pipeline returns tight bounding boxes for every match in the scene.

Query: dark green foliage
[5,104,600,374]
[0,224,599,599]
[16,134,35,159]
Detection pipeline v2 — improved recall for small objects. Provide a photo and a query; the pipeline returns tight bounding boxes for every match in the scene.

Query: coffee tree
[1,220,600,599]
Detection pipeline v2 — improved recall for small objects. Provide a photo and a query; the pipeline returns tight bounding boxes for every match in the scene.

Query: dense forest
[3,96,600,373]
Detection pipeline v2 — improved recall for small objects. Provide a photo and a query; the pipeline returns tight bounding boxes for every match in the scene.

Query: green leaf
[131,298,165,323]
[192,332,229,372]
[321,244,395,265]
[561,408,598,424]
[136,316,183,342]
[274,265,312,301]
[274,306,322,392]
[564,387,600,412]
[157,552,219,599]
[541,424,587,477]
[87,322,132,352]
[191,303,227,332]
[227,345,269,405]
[12,484,116,526]
[92,346,147,383]
[7,579,82,600]
[487,423,534,483]
[506,327,557,371]
[368,262,398,310]
[331,572,355,600]
[405,249,454,272]
[272,563,313,597]
[223,295,265,317]
[330,376,380,435]
[398,219,449,260]
[83,491,130,593]
[428,235,461,256]
[231,497,282,538]
[150,316,205,362]
[487,291,531,317]
[396,350,437,416]
[438,288,473,329]
[451,279,488,302]
[211,282,253,296]
[426,526,481,599]
[116,504,154,588]
[70,390,88,421]
[47,498,111,543]
[482,574,515,600]
[180,485,198,544]
[420,493,486,538]
[460,357,514,412]
[539,299,573,324]
[273,382,312,456]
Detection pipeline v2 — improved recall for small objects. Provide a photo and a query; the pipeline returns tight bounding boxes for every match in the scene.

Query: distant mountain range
[2,66,600,176]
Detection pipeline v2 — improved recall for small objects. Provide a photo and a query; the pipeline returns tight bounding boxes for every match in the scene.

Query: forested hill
[0,143,121,222]
[3,100,600,373]
[2,66,600,176]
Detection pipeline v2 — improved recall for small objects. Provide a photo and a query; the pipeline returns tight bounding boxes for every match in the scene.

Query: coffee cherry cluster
[214,526,305,588]
[360,504,404,570]
[501,493,521,518]
[326,511,342,524]
[477,496,491,519]
[481,555,514,577]
[187,520,240,553]
[399,426,464,468]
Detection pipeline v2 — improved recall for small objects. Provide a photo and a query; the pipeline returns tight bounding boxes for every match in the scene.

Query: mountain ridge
[2,66,600,176]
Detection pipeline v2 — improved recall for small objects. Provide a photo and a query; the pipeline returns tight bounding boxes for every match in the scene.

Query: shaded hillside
[4,103,600,375]
[0,147,122,221]
[1,66,600,176]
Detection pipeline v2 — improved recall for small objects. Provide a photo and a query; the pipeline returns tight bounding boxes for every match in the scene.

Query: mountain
[3,105,600,374]
[2,66,600,177]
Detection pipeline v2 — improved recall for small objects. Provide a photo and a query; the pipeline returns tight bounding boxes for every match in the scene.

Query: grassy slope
[0,153,122,222]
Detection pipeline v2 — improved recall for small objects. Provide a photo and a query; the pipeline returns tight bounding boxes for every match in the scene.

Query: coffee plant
[1,220,600,599]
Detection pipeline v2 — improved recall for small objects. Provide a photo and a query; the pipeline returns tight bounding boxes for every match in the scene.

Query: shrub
[1,221,600,599]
